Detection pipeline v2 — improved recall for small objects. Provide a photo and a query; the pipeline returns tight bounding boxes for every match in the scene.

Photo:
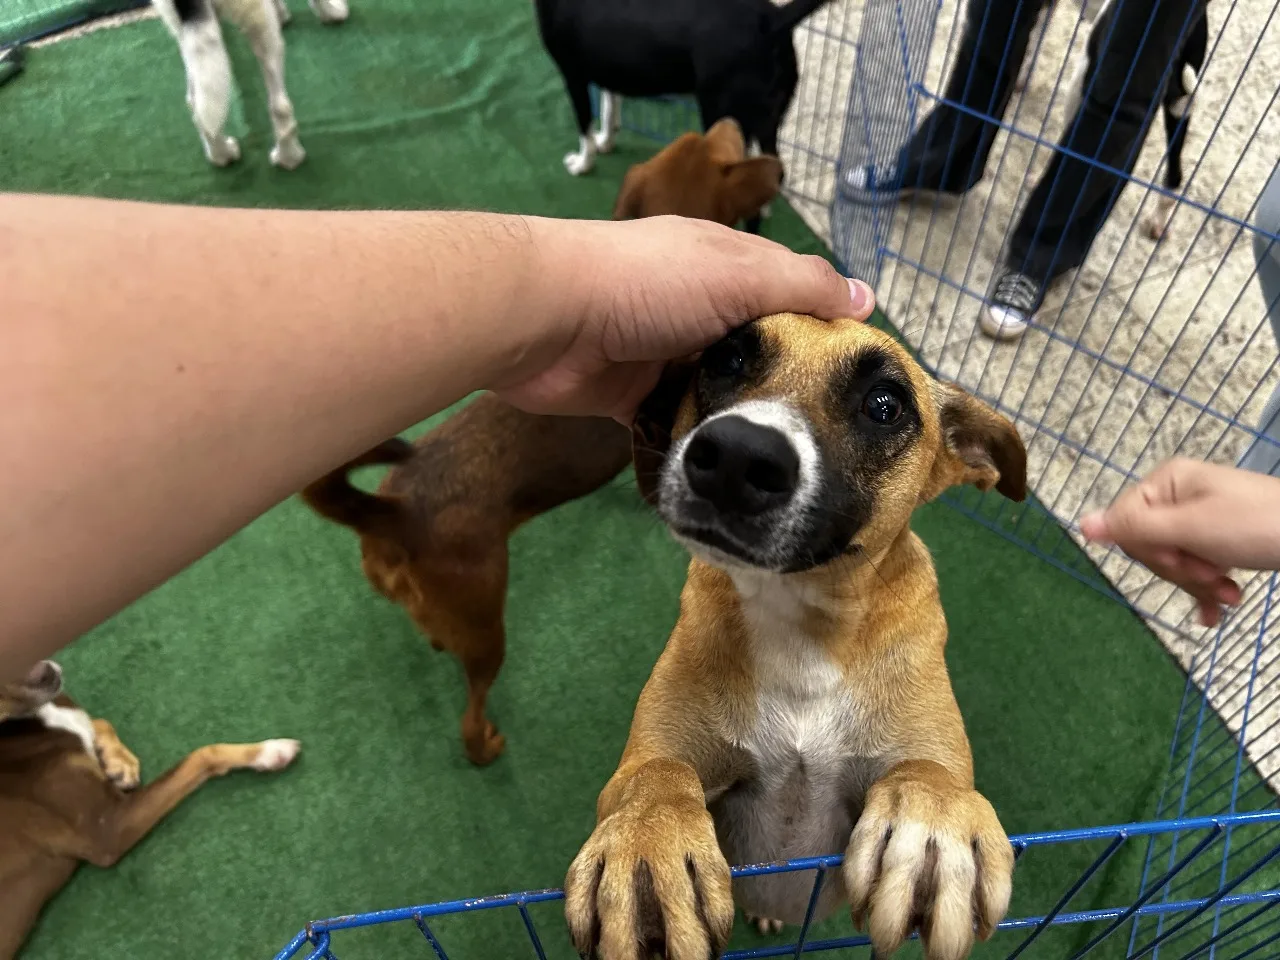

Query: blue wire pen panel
[274,813,1280,959]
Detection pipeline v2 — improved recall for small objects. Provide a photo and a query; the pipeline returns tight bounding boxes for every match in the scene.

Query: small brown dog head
[612,118,784,226]
[633,314,1026,573]
[0,660,62,722]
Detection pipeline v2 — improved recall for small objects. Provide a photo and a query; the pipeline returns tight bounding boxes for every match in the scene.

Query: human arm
[1079,457,1280,625]
[0,193,871,678]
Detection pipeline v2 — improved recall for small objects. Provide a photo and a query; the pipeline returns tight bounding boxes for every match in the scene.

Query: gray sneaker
[980,269,1044,342]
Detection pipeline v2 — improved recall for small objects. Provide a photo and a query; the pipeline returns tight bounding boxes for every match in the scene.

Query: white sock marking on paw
[253,738,301,771]
[563,135,596,175]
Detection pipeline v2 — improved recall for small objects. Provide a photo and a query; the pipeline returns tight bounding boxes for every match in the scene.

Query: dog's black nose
[683,416,799,515]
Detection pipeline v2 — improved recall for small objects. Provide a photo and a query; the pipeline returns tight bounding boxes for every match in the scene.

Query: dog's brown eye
[702,340,746,379]
[862,386,904,425]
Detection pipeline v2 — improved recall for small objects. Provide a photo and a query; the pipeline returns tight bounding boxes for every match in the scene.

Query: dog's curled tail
[771,0,834,33]
[301,439,414,536]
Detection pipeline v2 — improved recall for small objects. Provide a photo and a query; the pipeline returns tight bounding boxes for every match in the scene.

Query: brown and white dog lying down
[301,395,632,766]
[153,0,348,169]
[612,118,784,227]
[0,661,299,960]
[565,315,1026,960]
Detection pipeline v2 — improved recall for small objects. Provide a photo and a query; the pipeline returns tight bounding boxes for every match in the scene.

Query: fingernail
[848,278,873,314]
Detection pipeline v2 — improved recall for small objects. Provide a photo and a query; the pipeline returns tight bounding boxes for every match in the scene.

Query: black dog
[1143,6,1208,240]
[1060,0,1208,240]
[535,0,832,229]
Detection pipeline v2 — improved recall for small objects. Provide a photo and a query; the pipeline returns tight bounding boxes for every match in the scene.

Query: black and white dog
[1023,0,1209,241]
[533,0,832,184]
[153,0,348,169]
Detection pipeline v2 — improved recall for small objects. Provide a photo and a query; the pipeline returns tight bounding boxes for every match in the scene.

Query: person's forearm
[0,194,576,676]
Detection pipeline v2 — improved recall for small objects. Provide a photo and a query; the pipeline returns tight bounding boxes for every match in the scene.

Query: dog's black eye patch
[833,348,919,429]
[699,325,764,381]
[695,324,775,414]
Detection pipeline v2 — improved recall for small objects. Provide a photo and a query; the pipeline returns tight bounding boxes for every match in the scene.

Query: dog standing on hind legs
[0,661,300,960]
[565,315,1023,959]
[153,0,348,169]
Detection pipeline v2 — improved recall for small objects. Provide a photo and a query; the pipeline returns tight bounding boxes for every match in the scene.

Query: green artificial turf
[0,2,1265,957]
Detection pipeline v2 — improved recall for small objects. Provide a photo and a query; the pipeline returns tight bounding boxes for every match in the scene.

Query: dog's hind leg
[457,620,507,766]
[562,74,597,175]
[1144,15,1205,241]
[592,91,620,154]
[230,0,306,169]
[416,554,509,765]
[170,4,240,166]
[72,739,300,868]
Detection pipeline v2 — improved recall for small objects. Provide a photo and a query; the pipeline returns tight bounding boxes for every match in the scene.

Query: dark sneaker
[980,269,1044,341]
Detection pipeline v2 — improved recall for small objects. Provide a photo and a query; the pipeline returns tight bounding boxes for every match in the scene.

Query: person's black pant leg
[1008,0,1208,284]
[898,0,1048,192]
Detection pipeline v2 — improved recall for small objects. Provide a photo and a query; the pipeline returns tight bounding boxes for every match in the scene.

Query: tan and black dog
[302,395,632,766]
[0,661,299,959]
[612,118,783,228]
[564,315,1026,960]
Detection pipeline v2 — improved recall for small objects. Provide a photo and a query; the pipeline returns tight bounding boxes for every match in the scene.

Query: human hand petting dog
[495,216,875,423]
[1080,458,1280,626]
[0,194,873,679]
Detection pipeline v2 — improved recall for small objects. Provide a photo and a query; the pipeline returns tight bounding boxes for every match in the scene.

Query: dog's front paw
[205,135,241,168]
[563,149,595,176]
[592,129,616,154]
[270,137,307,170]
[565,797,733,959]
[844,771,1013,960]
[95,738,141,790]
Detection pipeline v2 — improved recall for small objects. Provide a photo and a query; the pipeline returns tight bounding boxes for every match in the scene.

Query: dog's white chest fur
[36,703,97,757]
[711,573,870,924]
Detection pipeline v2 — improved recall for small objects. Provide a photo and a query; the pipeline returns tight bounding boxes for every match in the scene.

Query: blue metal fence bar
[881,248,1268,444]
[1167,821,1280,907]
[1224,924,1280,960]
[1158,900,1280,960]
[936,0,1130,434]
[1129,841,1280,959]
[1007,834,1127,959]
[517,902,549,960]
[273,813,1280,960]
[414,913,450,960]
[285,887,1280,960]
[892,0,1035,366]
[1041,1,1280,543]
[1064,827,1225,960]
[1172,900,1280,960]
[992,0,1275,539]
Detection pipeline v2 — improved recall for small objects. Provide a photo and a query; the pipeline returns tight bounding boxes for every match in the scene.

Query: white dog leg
[176,14,240,166]
[593,91,620,153]
[237,0,306,169]
[563,134,597,175]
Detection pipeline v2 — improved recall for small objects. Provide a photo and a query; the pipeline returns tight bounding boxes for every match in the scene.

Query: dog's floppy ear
[632,359,698,505]
[725,156,784,221]
[612,164,647,220]
[705,117,747,164]
[930,382,1027,501]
